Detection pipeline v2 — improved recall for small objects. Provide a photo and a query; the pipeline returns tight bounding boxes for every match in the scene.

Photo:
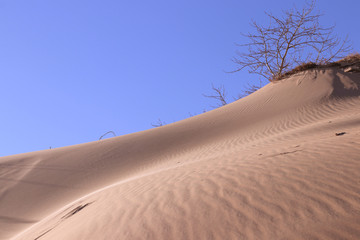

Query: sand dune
[1,67,360,239]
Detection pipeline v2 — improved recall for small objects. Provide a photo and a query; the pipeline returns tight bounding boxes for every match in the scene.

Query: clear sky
[1,0,359,157]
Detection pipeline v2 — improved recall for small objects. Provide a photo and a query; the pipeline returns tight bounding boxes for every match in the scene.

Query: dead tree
[203,84,228,108]
[236,79,265,100]
[232,0,352,81]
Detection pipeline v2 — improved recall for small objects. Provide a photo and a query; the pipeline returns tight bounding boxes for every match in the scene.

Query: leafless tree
[236,79,265,100]
[204,80,266,107]
[231,0,352,81]
[203,84,228,108]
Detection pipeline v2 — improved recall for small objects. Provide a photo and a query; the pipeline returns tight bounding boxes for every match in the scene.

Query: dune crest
[1,68,360,240]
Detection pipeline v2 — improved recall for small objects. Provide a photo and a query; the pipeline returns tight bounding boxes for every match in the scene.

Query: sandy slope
[1,68,360,240]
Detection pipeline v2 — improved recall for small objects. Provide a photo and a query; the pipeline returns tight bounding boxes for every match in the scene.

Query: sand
[1,68,360,239]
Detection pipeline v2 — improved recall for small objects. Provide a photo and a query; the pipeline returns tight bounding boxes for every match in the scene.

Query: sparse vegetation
[203,84,228,108]
[204,79,264,108]
[231,0,352,82]
[154,52,359,127]
[275,62,318,80]
[276,52,360,80]
[151,119,167,128]
[335,53,360,64]
[153,1,357,127]
[236,79,265,99]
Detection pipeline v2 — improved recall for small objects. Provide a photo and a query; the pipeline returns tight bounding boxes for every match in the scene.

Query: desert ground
[1,66,360,239]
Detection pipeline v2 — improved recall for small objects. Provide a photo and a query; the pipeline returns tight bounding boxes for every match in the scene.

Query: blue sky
[1,0,359,156]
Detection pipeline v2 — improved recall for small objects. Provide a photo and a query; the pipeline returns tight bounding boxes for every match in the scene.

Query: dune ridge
[1,68,360,239]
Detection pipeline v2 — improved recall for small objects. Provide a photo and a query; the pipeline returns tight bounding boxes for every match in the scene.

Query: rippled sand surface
[1,69,360,240]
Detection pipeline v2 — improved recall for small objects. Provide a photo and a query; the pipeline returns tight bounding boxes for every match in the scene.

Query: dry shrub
[335,53,360,64]
[274,53,360,81]
[274,62,318,81]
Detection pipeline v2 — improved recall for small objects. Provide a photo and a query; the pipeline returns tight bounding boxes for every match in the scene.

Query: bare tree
[203,84,228,108]
[232,0,352,81]
[204,80,266,107]
[236,79,265,100]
